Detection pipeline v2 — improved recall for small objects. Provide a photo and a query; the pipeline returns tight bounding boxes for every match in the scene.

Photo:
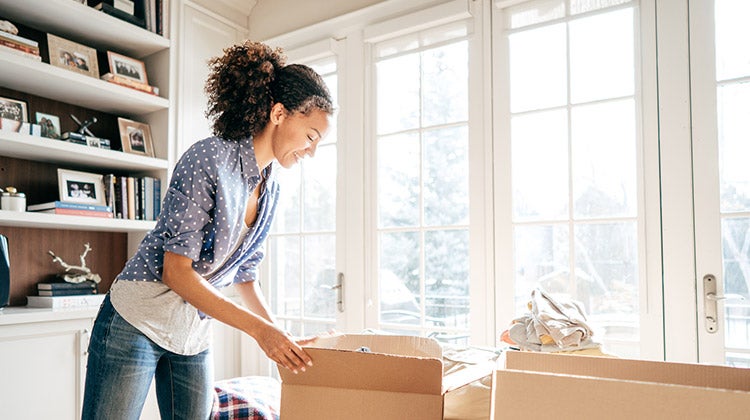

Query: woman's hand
[255,323,313,374]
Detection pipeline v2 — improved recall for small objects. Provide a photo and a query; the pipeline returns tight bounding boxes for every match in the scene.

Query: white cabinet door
[0,317,93,420]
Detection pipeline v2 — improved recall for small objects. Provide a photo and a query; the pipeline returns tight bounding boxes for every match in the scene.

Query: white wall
[247,0,386,40]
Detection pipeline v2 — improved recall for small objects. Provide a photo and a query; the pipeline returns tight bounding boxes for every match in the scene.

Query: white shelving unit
[0,0,172,233]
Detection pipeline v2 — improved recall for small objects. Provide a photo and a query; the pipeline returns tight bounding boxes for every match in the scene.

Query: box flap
[279,347,443,395]
[442,360,496,394]
[492,369,750,420]
[310,334,442,359]
[503,351,750,391]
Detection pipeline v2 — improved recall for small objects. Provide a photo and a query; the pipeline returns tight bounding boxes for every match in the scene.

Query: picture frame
[117,117,154,157]
[0,96,28,122]
[47,34,99,78]
[107,51,148,84]
[35,112,61,139]
[57,168,106,206]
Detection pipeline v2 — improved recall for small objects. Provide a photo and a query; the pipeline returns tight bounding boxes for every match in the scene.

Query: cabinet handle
[81,328,91,356]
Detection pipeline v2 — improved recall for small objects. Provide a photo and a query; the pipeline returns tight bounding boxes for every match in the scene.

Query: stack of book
[101,72,159,95]
[37,279,98,296]
[26,279,104,309]
[0,29,41,61]
[27,201,114,218]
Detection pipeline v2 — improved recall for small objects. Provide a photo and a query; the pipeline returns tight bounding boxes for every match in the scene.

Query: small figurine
[48,243,102,284]
[70,114,98,137]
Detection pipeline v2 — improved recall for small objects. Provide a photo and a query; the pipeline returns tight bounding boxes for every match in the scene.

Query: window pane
[303,145,337,231]
[512,109,569,221]
[421,21,468,47]
[425,229,469,329]
[378,132,420,227]
[303,234,336,319]
[715,0,750,81]
[572,99,637,219]
[424,126,469,226]
[570,0,631,15]
[505,0,565,29]
[422,41,468,126]
[375,33,420,58]
[718,83,750,213]
[575,222,639,358]
[272,164,300,233]
[379,231,421,325]
[269,236,300,317]
[723,217,750,350]
[509,23,567,113]
[377,54,420,133]
[513,224,570,314]
[569,8,634,103]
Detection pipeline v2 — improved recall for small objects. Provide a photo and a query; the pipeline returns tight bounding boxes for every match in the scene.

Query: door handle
[703,274,745,333]
[321,272,344,313]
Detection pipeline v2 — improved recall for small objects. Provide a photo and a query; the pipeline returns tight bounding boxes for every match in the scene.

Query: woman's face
[272,107,331,169]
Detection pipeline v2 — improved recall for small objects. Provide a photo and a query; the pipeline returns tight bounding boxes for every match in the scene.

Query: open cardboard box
[492,351,750,419]
[278,334,494,419]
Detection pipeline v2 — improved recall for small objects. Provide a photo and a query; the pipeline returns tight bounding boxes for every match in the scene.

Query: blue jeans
[81,294,213,420]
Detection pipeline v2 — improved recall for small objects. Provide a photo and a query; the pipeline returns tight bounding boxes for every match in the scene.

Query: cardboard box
[279,334,494,420]
[492,351,750,419]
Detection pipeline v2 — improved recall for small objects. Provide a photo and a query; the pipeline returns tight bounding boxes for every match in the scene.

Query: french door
[692,0,750,366]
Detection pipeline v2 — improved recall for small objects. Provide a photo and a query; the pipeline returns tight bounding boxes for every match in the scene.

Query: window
[266,54,340,337]
[370,19,473,342]
[495,0,643,357]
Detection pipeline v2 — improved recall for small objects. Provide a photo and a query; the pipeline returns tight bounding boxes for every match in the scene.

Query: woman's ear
[270,102,286,125]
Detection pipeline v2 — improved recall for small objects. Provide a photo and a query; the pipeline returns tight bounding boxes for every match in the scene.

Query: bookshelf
[0,0,173,305]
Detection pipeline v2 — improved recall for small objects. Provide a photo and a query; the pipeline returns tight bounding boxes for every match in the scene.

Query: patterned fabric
[211,376,281,420]
[117,136,280,289]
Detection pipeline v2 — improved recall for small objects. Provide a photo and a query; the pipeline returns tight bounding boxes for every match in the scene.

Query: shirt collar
[239,136,261,185]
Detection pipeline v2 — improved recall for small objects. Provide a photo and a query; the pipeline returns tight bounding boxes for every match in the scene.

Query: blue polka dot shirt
[117,135,279,288]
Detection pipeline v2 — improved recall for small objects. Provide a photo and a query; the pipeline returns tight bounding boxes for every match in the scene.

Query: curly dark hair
[204,40,334,141]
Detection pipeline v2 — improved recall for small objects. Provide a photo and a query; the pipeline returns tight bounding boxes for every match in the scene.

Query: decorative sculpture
[48,243,102,284]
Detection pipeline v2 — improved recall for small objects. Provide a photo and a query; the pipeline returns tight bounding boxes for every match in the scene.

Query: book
[26,294,105,309]
[60,132,112,149]
[0,30,38,48]
[0,38,40,55]
[101,73,159,95]
[39,208,114,218]
[38,289,98,297]
[139,177,146,220]
[0,44,42,61]
[127,176,136,220]
[153,177,161,218]
[37,279,98,291]
[103,174,116,217]
[144,176,154,220]
[118,175,129,219]
[28,200,112,212]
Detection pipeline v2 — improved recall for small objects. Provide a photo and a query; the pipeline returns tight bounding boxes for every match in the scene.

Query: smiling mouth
[293,151,302,163]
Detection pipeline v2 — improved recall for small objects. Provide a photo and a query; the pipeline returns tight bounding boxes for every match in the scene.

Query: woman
[82,41,334,419]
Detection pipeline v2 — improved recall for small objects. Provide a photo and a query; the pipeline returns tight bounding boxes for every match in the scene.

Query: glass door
[692,0,750,366]
[493,0,663,358]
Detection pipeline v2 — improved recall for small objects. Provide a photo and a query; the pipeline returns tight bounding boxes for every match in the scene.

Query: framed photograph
[47,34,99,78]
[57,168,106,206]
[35,112,61,139]
[118,117,154,157]
[107,51,148,84]
[0,96,28,122]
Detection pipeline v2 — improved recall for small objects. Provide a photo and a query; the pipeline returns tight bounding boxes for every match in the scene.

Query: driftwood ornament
[48,243,102,284]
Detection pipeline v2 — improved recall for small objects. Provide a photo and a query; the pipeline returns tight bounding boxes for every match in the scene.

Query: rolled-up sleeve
[162,187,212,261]
[233,246,264,284]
